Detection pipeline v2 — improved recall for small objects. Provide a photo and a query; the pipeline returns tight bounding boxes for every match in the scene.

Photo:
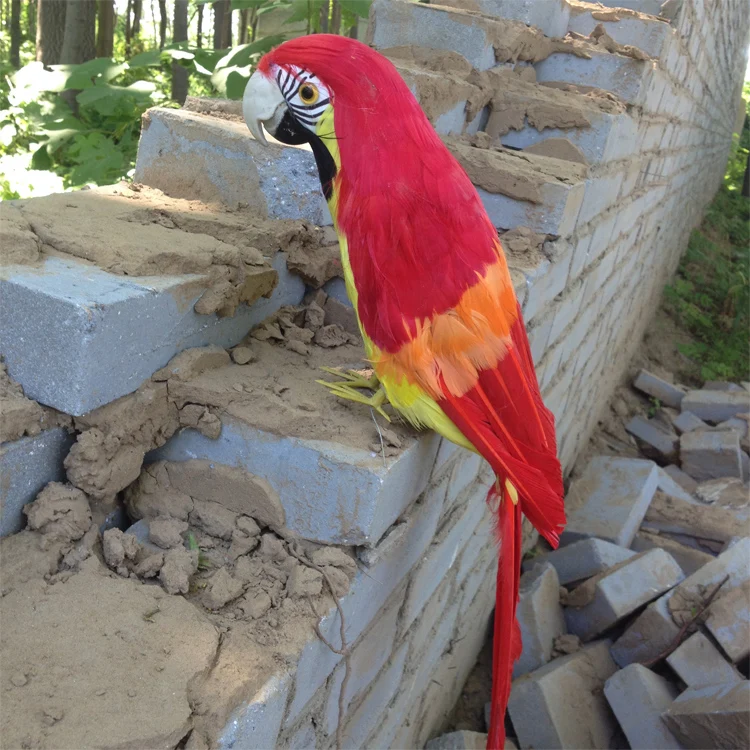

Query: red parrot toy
[243,35,566,749]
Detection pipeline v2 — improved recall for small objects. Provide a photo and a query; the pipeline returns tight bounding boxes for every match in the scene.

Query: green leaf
[61,58,129,90]
[226,68,252,100]
[340,0,372,18]
[128,48,165,67]
[31,146,52,170]
[231,0,273,9]
[214,34,285,71]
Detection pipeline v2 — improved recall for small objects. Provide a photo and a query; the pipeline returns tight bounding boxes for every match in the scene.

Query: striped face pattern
[273,64,332,133]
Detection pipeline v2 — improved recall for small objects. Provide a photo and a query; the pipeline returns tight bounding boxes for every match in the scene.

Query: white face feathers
[243,64,331,144]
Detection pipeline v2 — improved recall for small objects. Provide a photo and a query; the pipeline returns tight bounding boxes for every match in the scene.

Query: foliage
[663,90,750,383]
[0,0,372,197]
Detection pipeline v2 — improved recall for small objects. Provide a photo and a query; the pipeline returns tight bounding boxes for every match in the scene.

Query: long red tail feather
[487,483,523,749]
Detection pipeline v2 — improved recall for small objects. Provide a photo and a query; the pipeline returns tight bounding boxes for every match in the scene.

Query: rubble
[680,429,742,481]
[666,632,743,688]
[514,562,566,677]
[561,456,658,546]
[681,390,750,423]
[604,664,682,749]
[672,411,708,434]
[564,548,684,641]
[631,530,714,576]
[523,537,635,585]
[633,369,685,409]
[507,640,619,749]
[625,415,679,462]
[662,681,750,750]
[642,491,750,544]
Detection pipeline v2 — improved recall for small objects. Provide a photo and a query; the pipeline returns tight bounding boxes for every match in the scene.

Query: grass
[662,97,750,384]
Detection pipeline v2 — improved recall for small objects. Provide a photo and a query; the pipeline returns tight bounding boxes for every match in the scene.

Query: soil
[0,361,72,444]
[446,137,589,204]
[1,185,340,314]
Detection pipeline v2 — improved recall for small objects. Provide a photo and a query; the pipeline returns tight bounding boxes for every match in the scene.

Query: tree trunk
[250,7,258,41]
[60,0,95,64]
[238,7,249,44]
[36,0,66,64]
[213,1,231,49]
[96,0,114,57]
[196,2,203,47]
[158,0,166,48]
[29,0,36,42]
[132,0,141,37]
[330,0,341,35]
[10,0,20,67]
[319,0,329,32]
[171,0,188,104]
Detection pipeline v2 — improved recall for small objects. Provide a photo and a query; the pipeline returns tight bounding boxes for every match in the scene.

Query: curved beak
[243,70,287,146]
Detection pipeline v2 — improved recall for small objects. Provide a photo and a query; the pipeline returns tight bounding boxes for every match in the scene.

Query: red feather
[258,36,566,750]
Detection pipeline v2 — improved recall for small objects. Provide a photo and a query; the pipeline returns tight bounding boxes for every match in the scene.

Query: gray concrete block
[561,456,659,547]
[591,0,666,16]
[0,427,75,537]
[681,430,742,482]
[626,415,679,462]
[425,731,489,750]
[324,598,400,732]
[666,632,743,688]
[500,110,619,167]
[568,8,672,59]
[508,640,619,749]
[631,531,713,576]
[672,411,708,434]
[565,548,684,641]
[475,179,585,236]
[134,107,330,224]
[662,464,699,495]
[0,254,303,415]
[633,369,686,409]
[657,467,698,504]
[471,0,571,38]
[369,0,496,70]
[446,141,587,235]
[401,481,488,632]
[681,390,750,424]
[604,664,682,749]
[514,563,566,677]
[662,682,750,750]
[284,491,443,725]
[534,50,651,106]
[523,537,635,586]
[610,594,679,668]
[151,415,440,547]
[340,643,408,748]
[705,582,750,663]
[613,538,750,667]
[218,673,290,750]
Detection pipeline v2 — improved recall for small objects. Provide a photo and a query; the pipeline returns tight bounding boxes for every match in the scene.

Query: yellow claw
[318,366,380,390]
[315,378,391,422]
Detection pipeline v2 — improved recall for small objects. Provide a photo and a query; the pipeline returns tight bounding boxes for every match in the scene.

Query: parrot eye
[274,65,331,134]
[299,83,319,105]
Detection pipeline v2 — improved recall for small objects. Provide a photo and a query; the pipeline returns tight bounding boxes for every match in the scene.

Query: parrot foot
[318,366,380,390]
[315,377,391,422]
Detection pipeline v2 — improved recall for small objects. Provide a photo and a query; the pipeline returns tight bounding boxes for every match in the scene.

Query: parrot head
[242,34,446,200]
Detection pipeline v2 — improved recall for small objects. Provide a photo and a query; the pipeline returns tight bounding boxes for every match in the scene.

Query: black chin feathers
[270,110,337,201]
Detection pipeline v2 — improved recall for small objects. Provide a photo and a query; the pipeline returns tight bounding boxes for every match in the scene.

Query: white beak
[243,70,287,146]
